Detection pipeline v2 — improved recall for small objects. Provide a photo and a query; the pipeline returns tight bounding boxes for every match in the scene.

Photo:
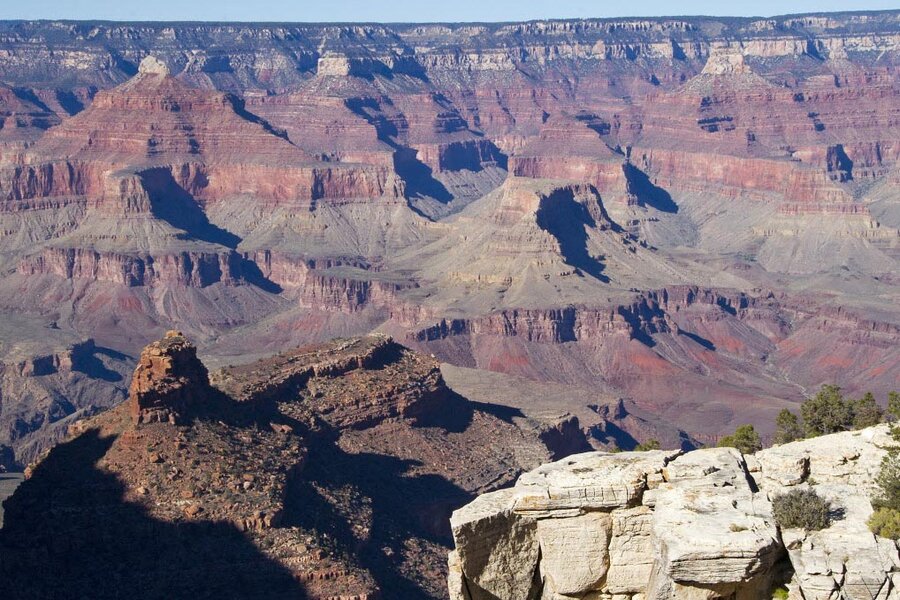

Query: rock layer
[449,426,899,600]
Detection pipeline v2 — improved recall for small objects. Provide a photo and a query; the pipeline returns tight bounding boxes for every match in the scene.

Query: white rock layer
[449,426,900,600]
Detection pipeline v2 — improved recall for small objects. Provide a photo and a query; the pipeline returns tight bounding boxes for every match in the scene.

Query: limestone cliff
[449,426,898,599]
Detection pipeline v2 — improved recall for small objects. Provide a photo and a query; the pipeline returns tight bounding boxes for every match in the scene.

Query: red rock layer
[19,247,245,288]
[0,62,406,210]
[128,330,212,425]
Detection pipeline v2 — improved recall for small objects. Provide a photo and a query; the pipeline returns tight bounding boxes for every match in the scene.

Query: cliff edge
[449,426,898,599]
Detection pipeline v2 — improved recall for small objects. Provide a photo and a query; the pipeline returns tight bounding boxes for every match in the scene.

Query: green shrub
[852,392,884,429]
[718,424,762,455]
[872,391,900,515]
[868,507,900,540]
[771,587,789,600]
[890,391,900,430]
[874,452,900,511]
[634,439,660,451]
[801,385,853,437]
[772,488,831,531]
[773,409,804,445]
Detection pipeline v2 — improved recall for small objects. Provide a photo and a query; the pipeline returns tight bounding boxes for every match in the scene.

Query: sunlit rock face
[449,426,898,600]
[128,330,211,425]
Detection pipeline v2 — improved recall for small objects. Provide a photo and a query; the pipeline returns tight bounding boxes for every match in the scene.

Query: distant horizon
[2,9,900,26]
[0,0,897,25]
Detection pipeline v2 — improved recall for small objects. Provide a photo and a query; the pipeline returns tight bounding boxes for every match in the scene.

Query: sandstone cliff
[449,426,898,599]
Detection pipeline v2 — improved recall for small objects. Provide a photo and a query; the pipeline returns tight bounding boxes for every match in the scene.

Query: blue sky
[0,0,896,22]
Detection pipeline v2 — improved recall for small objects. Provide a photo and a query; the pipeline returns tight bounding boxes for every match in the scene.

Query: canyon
[0,11,895,502]
[0,11,897,600]
[3,330,895,598]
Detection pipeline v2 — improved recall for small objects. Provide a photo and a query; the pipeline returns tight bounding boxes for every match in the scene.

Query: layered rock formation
[449,426,898,600]
[0,15,898,88]
[0,12,897,463]
[128,330,212,425]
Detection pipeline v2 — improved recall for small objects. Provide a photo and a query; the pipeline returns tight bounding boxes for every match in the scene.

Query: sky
[0,0,897,23]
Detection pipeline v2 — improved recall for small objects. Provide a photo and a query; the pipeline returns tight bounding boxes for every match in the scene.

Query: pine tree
[773,409,804,445]
[718,424,762,455]
[801,385,853,437]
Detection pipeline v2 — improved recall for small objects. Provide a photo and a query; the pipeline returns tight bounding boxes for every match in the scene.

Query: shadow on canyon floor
[678,329,717,351]
[415,390,475,433]
[142,167,242,249]
[282,387,478,599]
[344,98,455,203]
[589,418,642,450]
[71,344,131,383]
[0,430,310,600]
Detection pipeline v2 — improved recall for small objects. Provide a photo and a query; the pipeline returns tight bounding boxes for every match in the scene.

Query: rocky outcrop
[449,426,898,600]
[137,55,170,77]
[702,49,753,76]
[211,335,448,429]
[1,333,568,599]
[128,330,212,425]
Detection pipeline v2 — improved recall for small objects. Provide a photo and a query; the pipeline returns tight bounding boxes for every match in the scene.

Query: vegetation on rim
[717,424,762,455]
[869,392,900,539]
[772,488,832,531]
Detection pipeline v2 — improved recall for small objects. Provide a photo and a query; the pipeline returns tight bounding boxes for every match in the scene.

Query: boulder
[513,450,680,512]
[449,488,541,600]
[537,512,612,595]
